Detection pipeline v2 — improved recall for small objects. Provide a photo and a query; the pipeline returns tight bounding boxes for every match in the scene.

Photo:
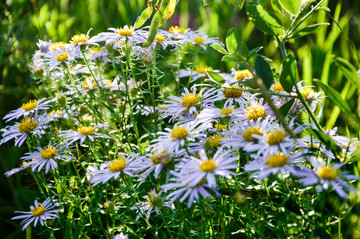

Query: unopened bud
[234,191,247,207]
[56,93,67,107]
[104,201,115,213]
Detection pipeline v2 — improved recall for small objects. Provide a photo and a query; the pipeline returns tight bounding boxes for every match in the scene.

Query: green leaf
[255,55,274,89]
[221,55,239,62]
[211,43,228,54]
[206,70,225,85]
[245,4,285,36]
[226,0,246,9]
[237,42,249,60]
[334,57,360,90]
[135,7,153,29]
[279,99,295,117]
[279,54,296,92]
[279,0,301,15]
[307,128,342,159]
[248,46,263,57]
[238,78,259,89]
[203,0,215,6]
[314,80,352,115]
[291,23,329,39]
[271,0,283,12]
[226,28,240,54]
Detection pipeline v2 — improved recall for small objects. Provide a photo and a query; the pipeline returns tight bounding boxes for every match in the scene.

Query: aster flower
[146,29,180,50]
[3,98,53,122]
[196,104,242,123]
[212,84,250,107]
[140,149,175,181]
[91,25,146,46]
[69,28,98,57]
[112,233,129,239]
[21,142,76,174]
[187,32,222,50]
[59,123,110,145]
[166,26,194,39]
[4,160,35,177]
[39,44,76,72]
[0,114,52,147]
[86,46,110,63]
[11,197,62,231]
[178,66,217,81]
[233,97,274,123]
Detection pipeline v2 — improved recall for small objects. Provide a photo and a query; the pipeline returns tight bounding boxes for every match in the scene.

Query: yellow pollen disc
[200,160,217,172]
[40,146,57,159]
[266,154,288,167]
[21,100,37,111]
[151,150,166,164]
[56,53,69,62]
[273,81,284,92]
[233,69,252,80]
[32,203,45,217]
[18,118,38,133]
[50,42,66,51]
[157,104,167,110]
[219,108,234,115]
[171,126,189,140]
[300,88,315,101]
[169,26,185,34]
[243,126,264,142]
[180,93,198,107]
[118,26,133,36]
[77,126,95,135]
[109,157,127,172]
[70,34,89,46]
[155,34,166,42]
[214,123,227,131]
[195,66,213,74]
[267,130,287,145]
[223,85,243,98]
[194,37,205,44]
[206,135,223,148]
[317,166,337,180]
[103,80,113,87]
[82,81,97,90]
[245,103,266,121]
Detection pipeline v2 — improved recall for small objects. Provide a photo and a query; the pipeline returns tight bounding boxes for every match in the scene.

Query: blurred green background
[1,0,360,237]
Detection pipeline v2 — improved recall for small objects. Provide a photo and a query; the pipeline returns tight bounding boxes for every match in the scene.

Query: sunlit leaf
[279,0,301,15]
[291,23,329,39]
[255,55,274,89]
[334,56,360,90]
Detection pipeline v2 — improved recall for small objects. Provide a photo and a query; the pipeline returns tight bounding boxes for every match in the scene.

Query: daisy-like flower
[88,154,141,186]
[178,66,217,81]
[244,149,304,180]
[180,149,237,188]
[3,98,52,122]
[196,104,242,123]
[112,233,128,239]
[130,190,172,220]
[20,142,76,174]
[234,97,273,123]
[295,157,358,198]
[91,25,146,46]
[212,84,249,107]
[187,32,222,50]
[86,46,110,63]
[11,197,62,231]
[4,160,35,177]
[166,26,194,39]
[69,28,98,58]
[39,44,76,72]
[0,114,52,147]
[147,29,179,50]
[221,69,254,85]
[140,149,175,181]
[59,123,109,145]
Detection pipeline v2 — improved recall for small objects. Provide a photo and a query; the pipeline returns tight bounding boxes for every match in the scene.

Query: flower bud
[234,191,247,207]
[104,201,115,213]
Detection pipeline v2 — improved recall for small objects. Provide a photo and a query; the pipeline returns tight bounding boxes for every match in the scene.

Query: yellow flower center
[171,126,189,140]
[118,26,133,36]
[21,100,37,111]
[233,70,252,80]
[317,166,337,180]
[70,34,89,46]
[155,34,166,42]
[180,93,198,107]
[200,160,217,172]
[194,37,205,44]
[214,123,227,131]
[267,130,287,145]
[245,103,266,121]
[205,135,223,148]
[18,118,38,133]
[77,126,95,135]
[169,26,186,34]
[300,88,315,101]
[56,53,69,62]
[223,85,243,98]
[273,81,284,92]
[243,126,264,142]
[266,154,288,167]
[218,108,234,115]
[32,203,45,217]
[40,145,57,159]
[82,80,97,90]
[151,150,166,164]
[195,66,213,74]
[109,157,127,172]
[50,42,66,51]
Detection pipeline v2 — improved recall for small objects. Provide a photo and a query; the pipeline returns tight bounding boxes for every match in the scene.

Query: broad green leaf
[226,28,240,54]
[255,55,274,89]
[271,0,283,12]
[203,0,215,6]
[237,42,249,60]
[211,43,228,54]
[291,23,329,39]
[135,7,153,29]
[248,46,263,57]
[238,78,259,89]
[334,57,360,90]
[314,80,352,115]
[279,54,296,92]
[279,0,301,15]
[279,99,295,117]
[206,70,225,85]
[221,55,239,62]
[226,0,245,9]
[245,4,285,36]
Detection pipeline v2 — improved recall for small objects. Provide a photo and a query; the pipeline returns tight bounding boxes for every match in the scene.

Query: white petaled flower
[130,190,173,220]
[69,28,98,58]
[212,84,249,107]
[4,160,35,177]
[234,97,273,123]
[146,29,180,50]
[91,25,146,46]
[196,105,242,123]
[166,26,194,39]
[221,69,253,85]
[59,123,110,145]
[86,46,110,63]
[187,32,222,50]
[244,149,304,180]
[178,66,217,81]
[39,44,76,72]
[88,154,141,186]
[180,149,237,188]
[3,98,52,122]
[11,197,62,231]
[0,114,52,147]
[112,232,128,239]
[162,171,220,208]
[140,149,175,181]
[21,142,76,174]
[295,157,359,198]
